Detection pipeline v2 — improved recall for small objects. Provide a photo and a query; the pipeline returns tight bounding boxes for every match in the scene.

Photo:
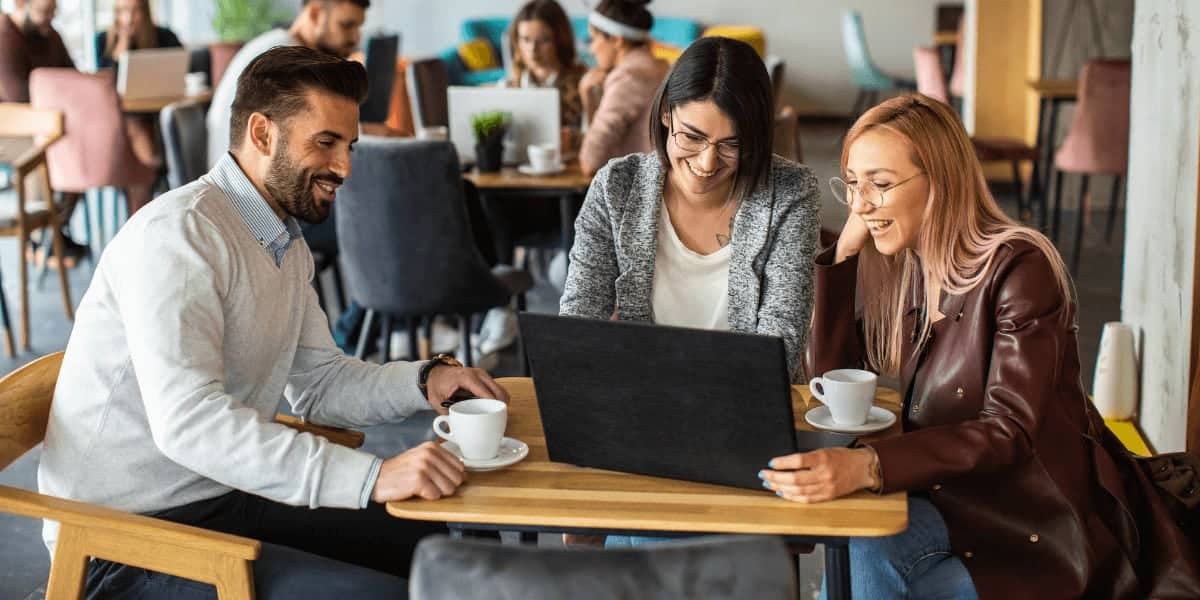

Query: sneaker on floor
[388,320,461,360]
[478,308,518,355]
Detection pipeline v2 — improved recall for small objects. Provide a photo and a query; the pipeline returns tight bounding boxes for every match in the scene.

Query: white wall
[1121,0,1200,452]
[365,0,945,115]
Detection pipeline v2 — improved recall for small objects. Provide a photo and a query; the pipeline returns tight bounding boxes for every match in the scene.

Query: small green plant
[470,111,511,146]
[213,0,289,42]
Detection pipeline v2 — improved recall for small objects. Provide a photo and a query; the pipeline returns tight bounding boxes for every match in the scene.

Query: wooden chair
[0,352,365,599]
[0,104,74,355]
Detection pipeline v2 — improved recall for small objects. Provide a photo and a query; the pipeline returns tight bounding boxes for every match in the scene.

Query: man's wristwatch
[418,353,462,398]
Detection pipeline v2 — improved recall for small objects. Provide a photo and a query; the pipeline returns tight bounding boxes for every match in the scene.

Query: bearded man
[39,46,506,599]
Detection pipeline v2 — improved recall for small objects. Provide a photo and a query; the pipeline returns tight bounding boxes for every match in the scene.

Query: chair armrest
[12,130,59,178]
[0,484,259,560]
[274,413,366,449]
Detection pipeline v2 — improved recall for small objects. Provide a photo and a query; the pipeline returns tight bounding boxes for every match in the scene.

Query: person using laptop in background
[94,0,180,69]
[560,37,820,545]
[577,0,669,177]
[40,46,509,599]
[761,94,1200,598]
[94,0,182,211]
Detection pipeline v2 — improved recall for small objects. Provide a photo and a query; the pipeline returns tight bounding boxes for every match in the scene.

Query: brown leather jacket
[807,240,1200,599]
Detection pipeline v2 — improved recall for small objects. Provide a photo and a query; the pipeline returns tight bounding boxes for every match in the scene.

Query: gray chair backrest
[335,137,509,317]
[409,535,796,600]
[361,33,400,123]
[159,100,208,190]
[406,58,449,129]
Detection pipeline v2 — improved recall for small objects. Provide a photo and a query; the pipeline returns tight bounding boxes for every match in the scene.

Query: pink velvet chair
[1049,59,1131,273]
[29,68,158,220]
[914,46,1041,221]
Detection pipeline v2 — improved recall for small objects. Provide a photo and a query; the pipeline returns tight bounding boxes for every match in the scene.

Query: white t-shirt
[651,199,732,330]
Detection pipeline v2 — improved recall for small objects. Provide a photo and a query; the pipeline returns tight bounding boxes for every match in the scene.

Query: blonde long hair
[104,0,157,60]
[844,95,1072,375]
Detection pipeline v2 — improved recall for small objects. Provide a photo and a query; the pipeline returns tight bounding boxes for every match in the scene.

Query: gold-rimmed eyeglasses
[829,172,925,208]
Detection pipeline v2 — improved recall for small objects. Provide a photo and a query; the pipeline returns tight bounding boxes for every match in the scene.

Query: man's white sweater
[38,156,429,551]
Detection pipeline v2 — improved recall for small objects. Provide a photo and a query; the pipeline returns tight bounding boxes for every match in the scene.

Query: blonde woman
[761,95,1199,598]
[94,0,180,69]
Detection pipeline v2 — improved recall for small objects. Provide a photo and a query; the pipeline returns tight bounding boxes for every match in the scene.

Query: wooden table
[388,378,908,600]
[463,164,592,264]
[1027,79,1079,230]
[120,90,213,115]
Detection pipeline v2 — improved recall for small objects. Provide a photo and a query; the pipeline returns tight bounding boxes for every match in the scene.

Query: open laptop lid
[117,47,188,99]
[520,313,819,490]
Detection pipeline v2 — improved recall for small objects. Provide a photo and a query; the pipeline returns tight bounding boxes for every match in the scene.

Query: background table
[1027,78,1079,228]
[463,165,592,264]
[119,90,213,115]
[389,378,908,600]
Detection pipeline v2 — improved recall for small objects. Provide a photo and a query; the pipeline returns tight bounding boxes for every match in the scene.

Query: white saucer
[804,406,897,434]
[441,437,529,472]
[517,162,565,176]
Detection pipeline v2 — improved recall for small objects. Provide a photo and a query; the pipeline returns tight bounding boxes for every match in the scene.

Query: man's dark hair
[303,0,371,7]
[229,46,368,150]
[649,37,774,203]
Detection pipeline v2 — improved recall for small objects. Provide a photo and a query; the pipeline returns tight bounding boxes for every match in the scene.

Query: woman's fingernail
[762,480,772,489]
[768,459,777,469]
[757,470,766,479]
[776,491,784,497]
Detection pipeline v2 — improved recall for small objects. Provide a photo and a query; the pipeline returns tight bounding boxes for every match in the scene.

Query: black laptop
[518,313,856,490]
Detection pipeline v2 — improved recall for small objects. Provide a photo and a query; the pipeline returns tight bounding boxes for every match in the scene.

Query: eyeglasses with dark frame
[829,172,925,208]
[669,118,740,160]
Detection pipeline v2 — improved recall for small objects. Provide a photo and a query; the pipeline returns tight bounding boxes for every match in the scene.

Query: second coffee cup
[432,398,507,460]
[809,369,878,426]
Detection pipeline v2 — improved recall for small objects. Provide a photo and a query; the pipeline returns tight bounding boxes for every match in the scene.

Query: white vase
[1092,322,1138,420]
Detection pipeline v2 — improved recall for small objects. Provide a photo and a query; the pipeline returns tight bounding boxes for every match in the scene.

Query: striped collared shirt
[209,153,303,266]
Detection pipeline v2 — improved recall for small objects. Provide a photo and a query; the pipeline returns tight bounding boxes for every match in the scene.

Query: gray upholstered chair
[409,534,796,600]
[336,137,530,365]
[159,100,208,190]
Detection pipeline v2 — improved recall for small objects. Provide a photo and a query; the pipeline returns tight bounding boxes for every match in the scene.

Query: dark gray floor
[0,123,1122,599]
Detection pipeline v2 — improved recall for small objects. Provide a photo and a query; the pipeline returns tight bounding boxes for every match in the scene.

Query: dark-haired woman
[578,0,669,175]
[562,35,819,379]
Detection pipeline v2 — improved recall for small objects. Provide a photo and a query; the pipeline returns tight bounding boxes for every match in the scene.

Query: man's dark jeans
[84,491,447,599]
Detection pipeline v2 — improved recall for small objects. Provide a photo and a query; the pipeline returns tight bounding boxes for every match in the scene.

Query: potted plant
[470,110,511,172]
[213,0,288,42]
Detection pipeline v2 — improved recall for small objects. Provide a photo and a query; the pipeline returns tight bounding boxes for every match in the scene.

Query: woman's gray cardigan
[559,152,821,381]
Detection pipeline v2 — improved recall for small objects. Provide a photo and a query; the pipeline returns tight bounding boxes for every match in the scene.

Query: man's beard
[262,136,342,224]
[314,24,355,59]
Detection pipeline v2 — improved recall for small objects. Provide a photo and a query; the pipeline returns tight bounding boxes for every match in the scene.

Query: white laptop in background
[447,86,560,167]
[117,47,189,99]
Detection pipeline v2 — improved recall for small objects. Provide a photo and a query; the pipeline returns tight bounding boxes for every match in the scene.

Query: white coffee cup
[526,143,560,172]
[809,369,878,426]
[432,399,507,460]
[416,125,449,141]
[184,72,208,96]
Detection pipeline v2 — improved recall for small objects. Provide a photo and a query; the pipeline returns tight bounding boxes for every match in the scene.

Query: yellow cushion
[650,41,685,64]
[458,39,499,71]
[1104,419,1152,457]
[703,25,766,57]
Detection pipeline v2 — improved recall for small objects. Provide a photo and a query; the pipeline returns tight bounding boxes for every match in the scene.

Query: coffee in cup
[808,369,877,426]
[432,398,507,460]
[526,143,560,172]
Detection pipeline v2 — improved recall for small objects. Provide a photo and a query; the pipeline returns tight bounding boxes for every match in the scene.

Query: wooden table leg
[824,540,852,600]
